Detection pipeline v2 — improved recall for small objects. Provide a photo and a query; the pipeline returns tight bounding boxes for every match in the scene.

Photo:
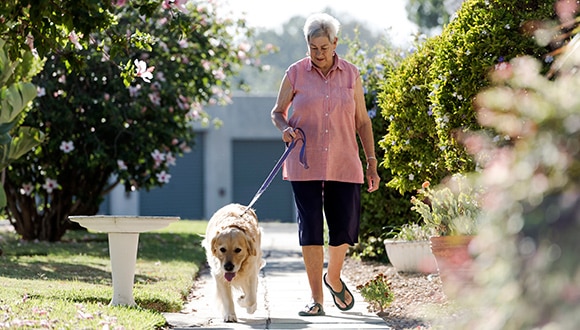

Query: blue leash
[244,128,308,213]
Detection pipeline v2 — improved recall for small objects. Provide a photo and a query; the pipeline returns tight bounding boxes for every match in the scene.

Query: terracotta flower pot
[430,235,475,298]
[384,239,438,274]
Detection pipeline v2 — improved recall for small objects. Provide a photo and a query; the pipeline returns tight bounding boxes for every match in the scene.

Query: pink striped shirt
[282,56,364,184]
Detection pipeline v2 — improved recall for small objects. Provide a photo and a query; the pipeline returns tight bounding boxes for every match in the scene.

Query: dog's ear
[246,235,257,256]
[211,235,219,254]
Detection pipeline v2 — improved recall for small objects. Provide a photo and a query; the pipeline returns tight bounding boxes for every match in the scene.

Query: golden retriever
[202,203,265,322]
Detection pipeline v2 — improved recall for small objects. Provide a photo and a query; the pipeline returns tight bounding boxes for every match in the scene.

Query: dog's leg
[216,279,237,322]
[238,272,258,314]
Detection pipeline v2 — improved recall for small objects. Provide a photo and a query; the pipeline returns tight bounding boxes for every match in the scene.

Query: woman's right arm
[271,74,296,143]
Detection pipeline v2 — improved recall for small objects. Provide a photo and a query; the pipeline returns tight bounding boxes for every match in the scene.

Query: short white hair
[303,13,340,43]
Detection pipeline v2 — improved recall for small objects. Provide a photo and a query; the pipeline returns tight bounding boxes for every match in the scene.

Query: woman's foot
[323,273,354,311]
[298,301,325,316]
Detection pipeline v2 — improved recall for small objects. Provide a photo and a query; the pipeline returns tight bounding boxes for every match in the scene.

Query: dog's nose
[224,261,234,272]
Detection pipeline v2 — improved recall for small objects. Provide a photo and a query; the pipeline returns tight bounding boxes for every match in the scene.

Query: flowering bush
[356,273,394,312]
[3,1,271,241]
[457,34,580,328]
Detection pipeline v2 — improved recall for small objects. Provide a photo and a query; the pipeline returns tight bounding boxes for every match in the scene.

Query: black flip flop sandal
[298,301,325,316]
[323,273,355,311]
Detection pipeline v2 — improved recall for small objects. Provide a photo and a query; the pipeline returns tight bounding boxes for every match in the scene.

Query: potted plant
[384,222,438,274]
[410,173,482,297]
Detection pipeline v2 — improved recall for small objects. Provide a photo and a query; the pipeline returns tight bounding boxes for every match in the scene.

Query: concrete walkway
[163,222,389,329]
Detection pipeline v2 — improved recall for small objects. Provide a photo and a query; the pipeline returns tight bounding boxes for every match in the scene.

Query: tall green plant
[0,39,45,208]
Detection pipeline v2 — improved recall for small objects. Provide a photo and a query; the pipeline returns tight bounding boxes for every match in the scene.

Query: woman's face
[308,35,337,72]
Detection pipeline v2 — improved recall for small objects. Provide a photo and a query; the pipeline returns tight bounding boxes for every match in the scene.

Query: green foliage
[355,273,394,312]
[3,2,269,242]
[0,39,45,208]
[0,0,117,67]
[342,32,417,261]
[411,174,481,236]
[379,37,443,194]
[379,0,555,194]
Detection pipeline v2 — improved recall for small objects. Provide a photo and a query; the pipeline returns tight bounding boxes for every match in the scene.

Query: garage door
[140,133,205,219]
[233,140,294,222]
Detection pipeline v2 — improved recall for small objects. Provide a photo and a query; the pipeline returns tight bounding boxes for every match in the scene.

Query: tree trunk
[4,167,113,241]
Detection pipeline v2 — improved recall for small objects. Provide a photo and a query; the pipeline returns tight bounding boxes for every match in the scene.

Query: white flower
[37,86,46,97]
[165,152,176,166]
[408,174,415,181]
[117,160,128,170]
[20,183,34,196]
[60,141,75,153]
[42,178,59,193]
[156,171,171,183]
[151,149,166,166]
[134,59,154,83]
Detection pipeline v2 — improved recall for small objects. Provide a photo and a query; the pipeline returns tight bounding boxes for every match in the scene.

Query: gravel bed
[341,258,457,330]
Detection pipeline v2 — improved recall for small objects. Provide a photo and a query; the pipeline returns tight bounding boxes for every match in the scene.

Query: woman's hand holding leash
[282,126,297,143]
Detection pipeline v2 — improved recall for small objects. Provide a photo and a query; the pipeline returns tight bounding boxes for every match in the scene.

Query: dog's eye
[234,248,242,253]
[220,247,226,253]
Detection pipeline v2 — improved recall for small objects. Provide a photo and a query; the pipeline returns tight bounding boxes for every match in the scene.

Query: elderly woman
[270,12,380,316]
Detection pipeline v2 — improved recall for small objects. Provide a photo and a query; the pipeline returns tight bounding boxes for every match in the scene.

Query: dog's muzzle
[224,261,236,282]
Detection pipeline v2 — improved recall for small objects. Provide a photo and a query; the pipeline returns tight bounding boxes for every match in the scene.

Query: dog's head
[211,225,257,282]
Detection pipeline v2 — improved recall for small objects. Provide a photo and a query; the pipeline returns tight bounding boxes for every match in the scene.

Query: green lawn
[0,219,207,329]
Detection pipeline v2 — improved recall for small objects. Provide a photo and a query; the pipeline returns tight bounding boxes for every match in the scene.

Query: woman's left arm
[354,76,380,192]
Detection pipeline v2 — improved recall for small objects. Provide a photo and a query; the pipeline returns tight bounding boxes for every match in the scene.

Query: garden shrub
[379,37,444,194]
[378,0,556,194]
[343,34,417,261]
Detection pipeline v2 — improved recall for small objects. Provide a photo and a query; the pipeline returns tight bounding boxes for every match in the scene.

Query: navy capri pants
[291,180,361,246]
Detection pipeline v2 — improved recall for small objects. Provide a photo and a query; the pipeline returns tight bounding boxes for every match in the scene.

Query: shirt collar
[306,54,343,73]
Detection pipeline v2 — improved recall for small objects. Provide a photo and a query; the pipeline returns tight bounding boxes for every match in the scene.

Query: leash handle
[244,128,308,212]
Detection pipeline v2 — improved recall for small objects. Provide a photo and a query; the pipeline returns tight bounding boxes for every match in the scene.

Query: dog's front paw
[245,302,257,314]
[223,313,237,323]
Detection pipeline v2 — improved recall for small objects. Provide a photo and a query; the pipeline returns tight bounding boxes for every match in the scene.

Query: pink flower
[128,85,141,98]
[165,153,176,166]
[60,141,75,153]
[151,149,166,166]
[156,171,172,183]
[134,59,155,83]
[20,183,34,196]
[148,92,161,106]
[42,178,59,193]
[212,68,226,80]
[162,0,189,13]
[69,31,83,50]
